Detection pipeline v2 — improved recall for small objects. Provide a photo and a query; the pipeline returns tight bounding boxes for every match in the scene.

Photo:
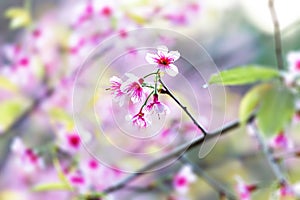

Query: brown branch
[269,0,284,70]
[159,79,208,135]
[102,112,256,195]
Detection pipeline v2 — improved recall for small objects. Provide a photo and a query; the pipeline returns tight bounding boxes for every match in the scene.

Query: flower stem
[143,72,158,79]
[269,0,284,70]
[154,70,160,94]
[159,78,207,135]
[140,91,154,112]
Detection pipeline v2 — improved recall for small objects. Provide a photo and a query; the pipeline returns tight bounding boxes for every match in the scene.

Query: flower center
[159,57,171,65]
[176,176,187,186]
[68,135,80,148]
[138,112,144,118]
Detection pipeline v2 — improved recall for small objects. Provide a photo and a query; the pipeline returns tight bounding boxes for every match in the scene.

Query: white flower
[146,45,180,76]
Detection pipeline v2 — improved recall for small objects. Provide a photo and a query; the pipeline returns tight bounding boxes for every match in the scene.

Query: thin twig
[159,79,208,135]
[180,156,236,200]
[252,125,288,185]
[269,0,284,70]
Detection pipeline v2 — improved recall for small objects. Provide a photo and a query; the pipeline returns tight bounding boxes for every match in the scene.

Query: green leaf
[32,182,71,192]
[0,100,25,131]
[257,86,295,136]
[49,108,74,131]
[53,156,73,190]
[0,76,18,92]
[239,84,272,124]
[4,7,31,29]
[208,66,280,86]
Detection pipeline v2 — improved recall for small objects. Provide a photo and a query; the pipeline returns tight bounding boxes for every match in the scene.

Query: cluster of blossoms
[235,175,300,200]
[109,46,180,128]
[0,0,216,199]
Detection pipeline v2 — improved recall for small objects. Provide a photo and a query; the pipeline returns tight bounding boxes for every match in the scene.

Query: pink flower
[100,6,113,17]
[276,183,294,198]
[287,51,300,73]
[128,111,151,128]
[109,76,126,106]
[58,131,81,154]
[146,46,180,76]
[67,170,89,194]
[11,137,44,173]
[269,132,294,151]
[120,73,146,104]
[146,94,170,117]
[235,176,256,200]
[173,165,197,194]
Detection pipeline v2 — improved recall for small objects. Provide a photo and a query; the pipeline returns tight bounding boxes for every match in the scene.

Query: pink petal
[109,76,122,84]
[157,45,168,55]
[165,64,179,76]
[145,53,158,64]
[168,50,180,61]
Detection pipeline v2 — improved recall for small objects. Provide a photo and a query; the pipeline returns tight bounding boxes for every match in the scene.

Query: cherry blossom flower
[57,131,81,154]
[146,94,170,117]
[293,110,300,123]
[120,73,146,104]
[146,46,180,76]
[235,176,257,200]
[274,183,295,199]
[269,131,294,151]
[11,137,44,173]
[173,165,197,194]
[287,51,300,73]
[109,76,126,106]
[67,170,89,194]
[283,51,300,86]
[127,110,151,128]
[293,182,300,197]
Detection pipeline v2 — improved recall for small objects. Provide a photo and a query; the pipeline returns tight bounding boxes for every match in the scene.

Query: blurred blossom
[11,137,44,174]
[282,51,300,88]
[293,182,300,198]
[235,176,256,200]
[275,183,295,199]
[287,51,300,73]
[269,132,294,152]
[57,130,81,154]
[173,165,197,194]
[67,170,89,194]
[246,125,256,137]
